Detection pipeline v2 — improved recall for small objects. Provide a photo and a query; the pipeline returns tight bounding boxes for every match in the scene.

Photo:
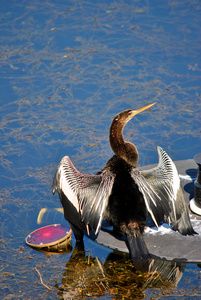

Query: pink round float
[25,224,72,253]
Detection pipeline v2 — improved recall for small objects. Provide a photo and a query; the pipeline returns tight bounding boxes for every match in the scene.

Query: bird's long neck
[109,115,139,167]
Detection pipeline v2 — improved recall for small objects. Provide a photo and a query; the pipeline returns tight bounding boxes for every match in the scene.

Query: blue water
[0,0,201,298]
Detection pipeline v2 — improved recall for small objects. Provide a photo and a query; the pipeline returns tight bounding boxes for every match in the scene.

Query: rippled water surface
[0,0,201,299]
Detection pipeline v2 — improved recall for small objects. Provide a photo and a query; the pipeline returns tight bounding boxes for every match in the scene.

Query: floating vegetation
[0,0,201,299]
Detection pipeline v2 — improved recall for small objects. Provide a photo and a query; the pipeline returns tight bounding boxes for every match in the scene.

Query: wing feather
[141,146,179,218]
[52,156,115,235]
[131,168,166,227]
[133,146,195,235]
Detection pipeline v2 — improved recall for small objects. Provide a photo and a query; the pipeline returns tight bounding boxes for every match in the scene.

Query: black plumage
[52,103,196,259]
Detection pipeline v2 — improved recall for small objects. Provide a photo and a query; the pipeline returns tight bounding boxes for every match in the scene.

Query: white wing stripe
[59,165,80,212]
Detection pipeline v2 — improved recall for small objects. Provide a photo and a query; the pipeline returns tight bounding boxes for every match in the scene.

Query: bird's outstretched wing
[131,146,196,235]
[52,156,115,235]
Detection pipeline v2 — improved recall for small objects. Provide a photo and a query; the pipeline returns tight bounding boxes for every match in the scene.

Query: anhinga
[52,103,196,260]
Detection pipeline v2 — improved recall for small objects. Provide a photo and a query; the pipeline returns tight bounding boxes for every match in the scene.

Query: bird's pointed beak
[131,102,156,117]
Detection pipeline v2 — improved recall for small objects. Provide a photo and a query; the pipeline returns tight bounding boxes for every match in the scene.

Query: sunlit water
[0,0,201,299]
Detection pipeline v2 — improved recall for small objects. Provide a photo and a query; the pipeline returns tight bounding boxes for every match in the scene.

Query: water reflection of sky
[0,0,201,298]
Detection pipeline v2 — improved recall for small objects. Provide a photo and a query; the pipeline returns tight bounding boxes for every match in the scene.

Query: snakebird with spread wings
[52,103,196,260]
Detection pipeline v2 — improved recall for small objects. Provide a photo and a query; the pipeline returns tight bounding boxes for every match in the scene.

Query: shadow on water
[0,0,201,299]
[56,250,186,299]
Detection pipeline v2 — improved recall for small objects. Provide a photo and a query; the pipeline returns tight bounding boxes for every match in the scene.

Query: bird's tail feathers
[127,233,150,260]
[126,233,151,271]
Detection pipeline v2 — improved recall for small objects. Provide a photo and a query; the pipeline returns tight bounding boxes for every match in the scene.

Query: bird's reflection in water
[56,250,185,299]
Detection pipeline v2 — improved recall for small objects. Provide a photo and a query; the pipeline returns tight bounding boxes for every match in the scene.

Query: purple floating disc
[25,224,72,249]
